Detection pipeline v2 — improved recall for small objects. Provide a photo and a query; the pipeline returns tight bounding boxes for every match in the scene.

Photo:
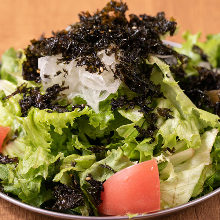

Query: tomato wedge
[0,126,10,151]
[98,159,160,216]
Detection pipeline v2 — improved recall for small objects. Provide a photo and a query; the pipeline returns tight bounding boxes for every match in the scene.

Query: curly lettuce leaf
[89,93,116,130]
[200,33,220,67]
[150,56,219,128]
[201,135,220,193]
[53,154,96,185]
[175,32,201,65]
[160,129,218,208]
[0,96,94,206]
[80,148,133,184]
[0,48,25,84]
[175,31,220,68]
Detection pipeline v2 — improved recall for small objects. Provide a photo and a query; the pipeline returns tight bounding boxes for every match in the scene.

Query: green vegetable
[160,129,218,208]
[0,48,25,84]
[0,34,219,215]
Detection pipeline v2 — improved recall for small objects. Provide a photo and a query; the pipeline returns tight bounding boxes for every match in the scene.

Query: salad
[0,0,219,217]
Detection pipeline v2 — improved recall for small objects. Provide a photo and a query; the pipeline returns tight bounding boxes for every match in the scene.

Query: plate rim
[0,188,219,219]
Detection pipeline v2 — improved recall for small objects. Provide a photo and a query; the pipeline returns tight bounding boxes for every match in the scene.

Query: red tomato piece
[98,159,160,216]
[0,127,10,151]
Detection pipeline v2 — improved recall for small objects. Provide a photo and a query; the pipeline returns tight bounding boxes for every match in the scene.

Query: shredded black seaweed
[168,41,220,115]
[85,175,104,206]
[22,1,177,83]
[164,147,175,154]
[173,65,220,115]
[22,46,41,82]
[134,123,157,142]
[88,146,106,154]
[52,184,85,211]
[111,89,162,114]
[133,112,159,141]
[192,45,208,62]
[4,83,86,116]
[157,107,174,119]
[19,0,180,133]
[22,1,176,111]
[0,154,18,164]
[99,164,116,173]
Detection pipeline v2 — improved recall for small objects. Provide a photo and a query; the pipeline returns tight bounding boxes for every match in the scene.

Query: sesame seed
[86,176,91,181]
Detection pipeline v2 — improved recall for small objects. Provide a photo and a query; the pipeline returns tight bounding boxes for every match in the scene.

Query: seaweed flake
[63,69,68,78]
[4,83,86,116]
[22,0,177,94]
[164,147,175,154]
[99,164,116,173]
[192,45,208,62]
[173,66,220,114]
[157,107,174,119]
[88,145,106,153]
[0,154,18,164]
[55,70,62,76]
[85,175,104,206]
[43,74,50,79]
[71,161,76,167]
[134,122,157,141]
[52,184,85,211]
[21,0,179,126]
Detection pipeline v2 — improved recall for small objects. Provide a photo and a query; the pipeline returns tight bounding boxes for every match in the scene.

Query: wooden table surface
[0,0,220,219]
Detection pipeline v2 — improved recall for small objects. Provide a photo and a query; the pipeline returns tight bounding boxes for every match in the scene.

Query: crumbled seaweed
[44,74,50,79]
[71,161,76,167]
[157,107,174,119]
[99,164,116,173]
[186,89,213,109]
[88,145,106,154]
[52,184,85,211]
[0,153,18,164]
[56,70,62,76]
[23,1,176,78]
[20,0,179,129]
[169,41,220,115]
[164,147,175,154]
[3,83,28,100]
[22,44,41,82]
[134,121,157,142]
[173,66,220,115]
[135,112,158,141]
[85,175,104,206]
[4,83,86,116]
[19,84,68,116]
[170,65,186,82]
[22,0,177,85]
[63,69,68,78]
[195,67,220,91]
[192,45,208,62]
[111,91,162,114]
